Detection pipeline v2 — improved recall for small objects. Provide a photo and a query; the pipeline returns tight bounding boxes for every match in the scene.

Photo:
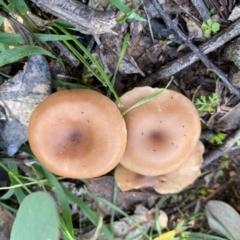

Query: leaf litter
[0,55,51,155]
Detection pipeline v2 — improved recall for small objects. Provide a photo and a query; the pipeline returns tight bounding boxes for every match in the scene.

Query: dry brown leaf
[0,55,51,155]
[183,16,204,40]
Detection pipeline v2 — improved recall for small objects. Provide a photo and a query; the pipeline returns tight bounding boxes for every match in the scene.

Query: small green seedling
[198,187,207,196]
[195,92,220,114]
[207,132,225,145]
[201,18,220,35]
[236,140,240,146]
[219,159,230,170]
[209,72,218,81]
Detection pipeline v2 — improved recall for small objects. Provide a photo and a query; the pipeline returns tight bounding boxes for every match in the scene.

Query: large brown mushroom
[28,89,127,178]
[118,86,201,176]
[115,141,204,194]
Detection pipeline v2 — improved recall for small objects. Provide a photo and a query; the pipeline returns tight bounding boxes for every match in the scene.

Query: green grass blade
[85,188,151,239]
[19,145,34,157]
[110,182,118,232]
[0,188,15,200]
[0,201,17,214]
[0,0,11,12]
[107,32,130,97]
[12,0,28,14]
[0,32,73,45]
[180,231,228,240]
[108,0,146,21]
[62,185,114,239]
[121,77,173,116]
[52,79,94,90]
[0,45,57,67]
[51,23,122,104]
[0,162,27,203]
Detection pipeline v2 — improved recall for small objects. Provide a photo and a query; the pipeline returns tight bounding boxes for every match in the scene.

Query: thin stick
[202,128,240,168]
[137,18,240,86]
[142,0,240,96]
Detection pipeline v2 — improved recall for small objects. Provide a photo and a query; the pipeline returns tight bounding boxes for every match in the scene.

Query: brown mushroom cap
[115,141,204,193]
[119,87,201,176]
[114,164,158,191]
[154,141,204,194]
[28,89,127,178]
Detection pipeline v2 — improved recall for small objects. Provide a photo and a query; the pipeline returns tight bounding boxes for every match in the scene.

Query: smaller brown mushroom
[115,141,204,194]
[118,86,201,176]
[28,89,127,179]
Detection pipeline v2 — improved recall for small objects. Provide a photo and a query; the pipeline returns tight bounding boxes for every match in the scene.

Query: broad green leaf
[10,192,59,240]
[207,18,213,26]
[201,22,209,30]
[205,29,211,35]
[212,22,220,32]
[0,45,57,67]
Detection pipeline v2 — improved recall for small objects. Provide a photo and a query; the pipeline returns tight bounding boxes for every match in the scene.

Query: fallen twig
[190,0,210,21]
[202,128,240,168]
[139,1,240,96]
[30,0,116,35]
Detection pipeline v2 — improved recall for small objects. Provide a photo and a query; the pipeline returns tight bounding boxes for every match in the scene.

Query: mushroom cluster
[114,86,203,194]
[28,89,127,178]
[28,86,203,193]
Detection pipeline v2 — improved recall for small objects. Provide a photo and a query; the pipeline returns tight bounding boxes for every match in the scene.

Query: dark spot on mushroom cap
[150,131,161,139]
[69,131,82,144]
